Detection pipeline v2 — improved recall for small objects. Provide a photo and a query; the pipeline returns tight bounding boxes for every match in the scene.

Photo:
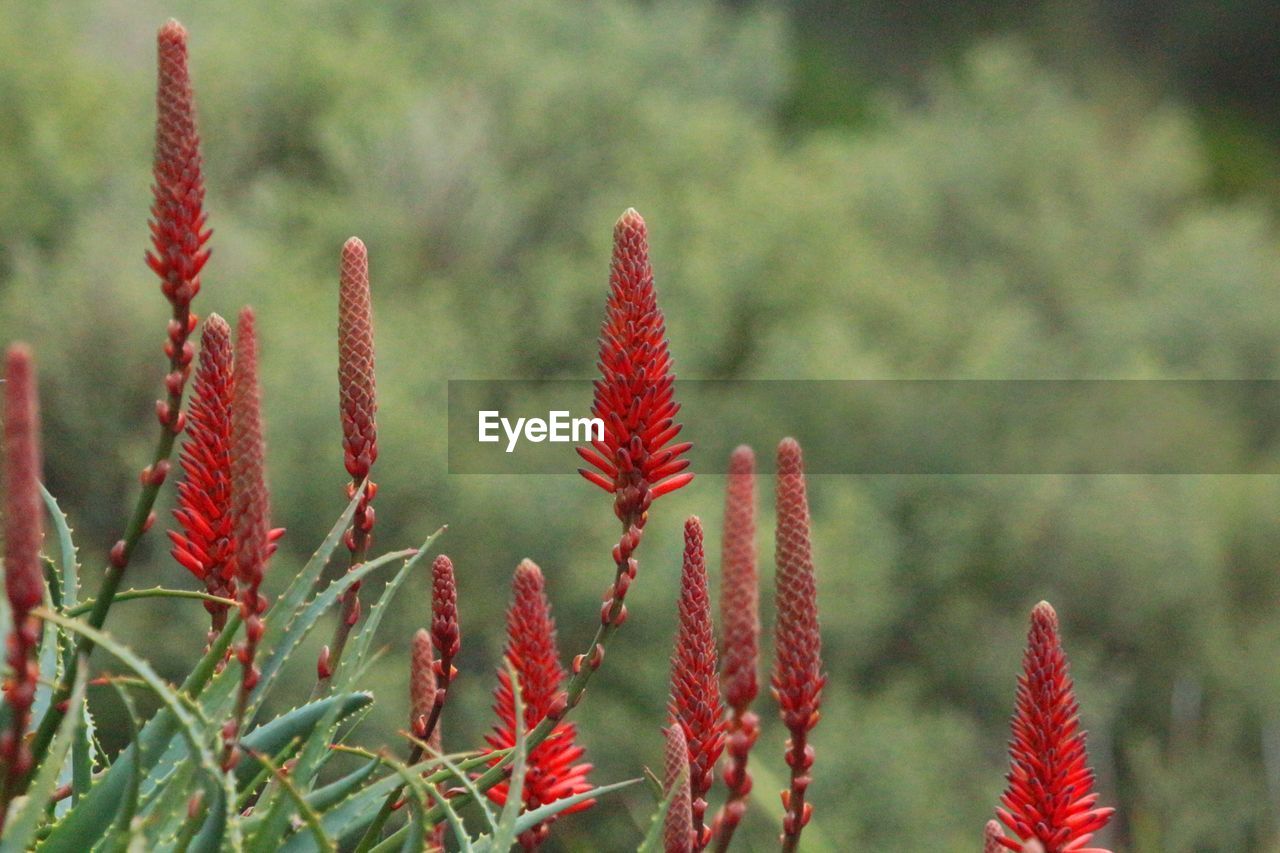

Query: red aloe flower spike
[410,629,441,754]
[663,723,694,853]
[710,446,759,851]
[995,602,1114,853]
[485,560,593,851]
[772,437,825,853]
[667,517,725,850]
[431,554,460,675]
[319,237,380,687]
[223,307,273,769]
[146,19,208,438]
[0,345,43,824]
[577,208,691,633]
[169,314,236,643]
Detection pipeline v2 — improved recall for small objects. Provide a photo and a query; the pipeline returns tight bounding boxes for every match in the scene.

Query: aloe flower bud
[169,315,235,639]
[337,236,378,598]
[667,517,725,849]
[985,820,1006,853]
[1,345,43,794]
[663,723,694,853]
[410,629,441,749]
[772,438,824,852]
[994,602,1114,853]
[485,560,593,850]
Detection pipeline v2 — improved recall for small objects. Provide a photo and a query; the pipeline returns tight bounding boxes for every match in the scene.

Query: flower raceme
[772,437,824,852]
[668,516,726,850]
[663,723,695,853]
[577,208,692,520]
[486,560,593,851]
[337,236,378,595]
[995,602,1114,853]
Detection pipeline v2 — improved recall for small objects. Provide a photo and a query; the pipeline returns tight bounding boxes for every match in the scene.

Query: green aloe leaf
[40,485,79,608]
[236,692,373,788]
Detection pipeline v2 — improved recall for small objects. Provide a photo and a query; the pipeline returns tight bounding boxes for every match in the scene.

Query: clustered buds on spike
[1,346,43,792]
[576,209,692,631]
[667,517,725,849]
[224,308,273,767]
[337,237,379,622]
[772,438,824,851]
[710,445,759,848]
[994,602,1113,853]
[663,724,694,853]
[169,315,236,640]
[145,20,208,439]
[410,629,441,753]
[431,554,460,677]
[485,561,593,851]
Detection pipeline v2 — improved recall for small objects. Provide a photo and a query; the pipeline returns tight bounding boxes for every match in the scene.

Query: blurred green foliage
[1,0,1278,850]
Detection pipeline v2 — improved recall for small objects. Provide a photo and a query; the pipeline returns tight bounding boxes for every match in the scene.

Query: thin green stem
[352,743,423,853]
[64,588,237,618]
[314,477,370,697]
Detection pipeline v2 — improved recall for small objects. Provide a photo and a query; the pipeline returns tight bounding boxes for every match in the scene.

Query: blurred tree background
[2,0,1279,850]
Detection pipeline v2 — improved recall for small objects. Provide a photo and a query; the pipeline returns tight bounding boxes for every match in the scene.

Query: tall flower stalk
[772,438,824,853]
[994,602,1113,853]
[0,346,43,829]
[223,307,273,769]
[485,560,594,851]
[25,17,210,783]
[711,446,759,852]
[667,517,725,850]
[320,236,379,687]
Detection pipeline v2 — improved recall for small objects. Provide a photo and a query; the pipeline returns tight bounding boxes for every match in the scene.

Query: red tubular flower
[995,602,1114,853]
[710,446,759,850]
[169,314,235,638]
[663,723,694,853]
[145,19,208,439]
[485,560,593,851]
[577,208,692,516]
[667,517,725,849]
[1,345,43,793]
[772,438,824,852]
[226,308,272,759]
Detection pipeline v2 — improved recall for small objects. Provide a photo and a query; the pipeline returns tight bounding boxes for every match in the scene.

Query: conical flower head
[146,20,209,307]
[338,236,378,480]
[431,554,460,668]
[667,516,725,846]
[230,308,270,596]
[995,602,1114,853]
[485,560,593,849]
[663,723,694,853]
[577,209,692,520]
[772,438,823,733]
[170,315,235,610]
[720,445,758,714]
[3,345,43,619]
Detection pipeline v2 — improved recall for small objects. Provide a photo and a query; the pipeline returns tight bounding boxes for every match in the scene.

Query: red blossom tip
[485,560,594,848]
[579,208,691,520]
[663,723,694,853]
[668,517,725,848]
[338,236,378,481]
[995,602,1114,853]
[431,555,460,666]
